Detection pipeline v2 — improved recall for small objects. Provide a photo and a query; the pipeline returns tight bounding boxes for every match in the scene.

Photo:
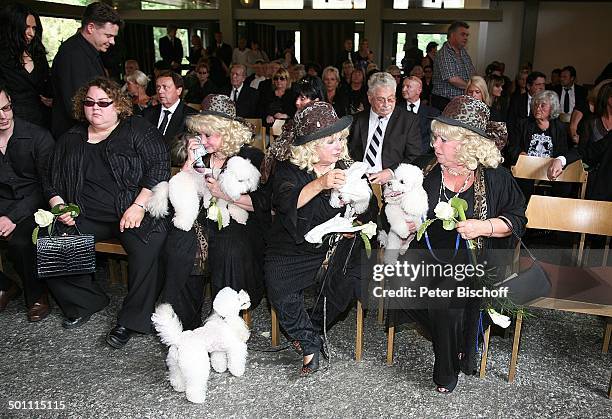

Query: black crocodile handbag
[36,226,96,279]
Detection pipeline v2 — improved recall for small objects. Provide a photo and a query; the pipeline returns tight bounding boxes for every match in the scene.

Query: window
[393,0,464,8]
[40,16,82,64]
[260,0,304,9]
[294,31,301,63]
[35,0,93,5]
[395,32,447,67]
[141,0,218,9]
[153,27,190,65]
[312,0,366,9]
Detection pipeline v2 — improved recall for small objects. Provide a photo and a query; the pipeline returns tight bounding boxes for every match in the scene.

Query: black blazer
[141,101,198,147]
[209,42,233,68]
[416,103,440,154]
[507,92,530,128]
[348,106,422,170]
[221,85,260,118]
[159,36,183,65]
[51,33,105,138]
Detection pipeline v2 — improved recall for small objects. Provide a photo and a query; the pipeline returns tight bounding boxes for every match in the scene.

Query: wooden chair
[608,370,612,399]
[511,155,588,198]
[95,239,128,285]
[484,195,612,384]
[245,118,267,151]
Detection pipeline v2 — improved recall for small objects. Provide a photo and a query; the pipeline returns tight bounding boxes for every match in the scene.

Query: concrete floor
[0,263,610,418]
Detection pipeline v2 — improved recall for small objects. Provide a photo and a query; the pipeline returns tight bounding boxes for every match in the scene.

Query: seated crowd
[0,1,611,394]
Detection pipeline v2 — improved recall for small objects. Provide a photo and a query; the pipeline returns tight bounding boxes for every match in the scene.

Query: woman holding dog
[391,95,527,393]
[162,94,270,330]
[265,101,378,375]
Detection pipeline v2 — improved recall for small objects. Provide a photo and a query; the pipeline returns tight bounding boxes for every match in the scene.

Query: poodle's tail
[151,303,184,347]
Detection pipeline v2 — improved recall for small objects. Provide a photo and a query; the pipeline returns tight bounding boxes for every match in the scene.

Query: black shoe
[106,324,133,349]
[62,315,91,329]
[300,351,320,376]
[436,375,458,394]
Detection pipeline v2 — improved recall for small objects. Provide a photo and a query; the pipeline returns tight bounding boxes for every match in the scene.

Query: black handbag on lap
[36,225,96,279]
[495,217,551,305]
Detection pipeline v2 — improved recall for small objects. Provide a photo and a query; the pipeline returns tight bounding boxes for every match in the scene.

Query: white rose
[360,221,378,239]
[434,202,454,220]
[207,204,220,222]
[34,209,55,228]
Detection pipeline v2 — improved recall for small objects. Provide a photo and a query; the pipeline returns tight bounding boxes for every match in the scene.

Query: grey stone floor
[0,262,610,418]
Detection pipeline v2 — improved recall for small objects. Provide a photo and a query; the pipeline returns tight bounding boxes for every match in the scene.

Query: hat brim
[433,114,489,138]
[294,115,353,146]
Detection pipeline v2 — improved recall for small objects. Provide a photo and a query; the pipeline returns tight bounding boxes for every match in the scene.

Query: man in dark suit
[142,71,197,155]
[507,71,546,127]
[221,64,259,119]
[51,2,122,138]
[348,72,421,185]
[553,65,588,122]
[209,32,233,69]
[400,76,440,155]
[159,24,183,72]
[335,38,354,71]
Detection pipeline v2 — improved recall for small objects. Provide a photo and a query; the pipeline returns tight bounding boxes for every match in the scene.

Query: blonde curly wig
[185,114,253,157]
[430,120,502,169]
[290,128,351,171]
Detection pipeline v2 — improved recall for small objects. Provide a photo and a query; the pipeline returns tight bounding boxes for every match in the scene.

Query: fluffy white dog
[169,170,209,231]
[380,163,428,264]
[151,287,251,404]
[329,161,372,217]
[217,156,261,225]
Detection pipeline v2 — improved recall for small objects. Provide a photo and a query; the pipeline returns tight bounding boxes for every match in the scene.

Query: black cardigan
[45,116,170,242]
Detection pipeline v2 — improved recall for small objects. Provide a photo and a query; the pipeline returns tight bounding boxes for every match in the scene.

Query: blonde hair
[466,76,491,107]
[290,128,351,171]
[430,120,502,169]
[186,114,253,157]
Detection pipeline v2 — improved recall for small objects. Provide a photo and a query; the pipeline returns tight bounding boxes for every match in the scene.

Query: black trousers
[161,227,205,331]
[1,216,47,307]
[45,217,167,333]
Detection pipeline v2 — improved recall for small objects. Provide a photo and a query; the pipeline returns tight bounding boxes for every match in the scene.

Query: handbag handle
[48,217,84,239]
[498,216,537,262]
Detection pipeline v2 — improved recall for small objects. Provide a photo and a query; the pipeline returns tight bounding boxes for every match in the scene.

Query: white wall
[533,1,612,84]
[482,1,524,80]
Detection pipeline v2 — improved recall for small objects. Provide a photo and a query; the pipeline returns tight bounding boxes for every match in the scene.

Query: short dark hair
[551,68,561,76]
[167,23,177,32]
[426,42,438,53]
[156,70,183,88]
[0,82,10,100]
[448,21,469,35]
[527,71,546,86]
[81,2,123,28]
[562,65,577,79]
[72,77,132,121]
[296,76,324,101]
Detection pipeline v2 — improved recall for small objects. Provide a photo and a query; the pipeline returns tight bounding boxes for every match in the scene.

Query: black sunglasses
[273,76,287,81]
[83,99,114,108]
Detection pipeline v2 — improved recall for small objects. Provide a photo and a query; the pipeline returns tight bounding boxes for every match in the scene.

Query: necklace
[441,165,471,176]
[439,169,472,203]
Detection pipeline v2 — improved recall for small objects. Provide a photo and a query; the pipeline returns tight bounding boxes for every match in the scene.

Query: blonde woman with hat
[265,101,378,375]
[388,95,527,393]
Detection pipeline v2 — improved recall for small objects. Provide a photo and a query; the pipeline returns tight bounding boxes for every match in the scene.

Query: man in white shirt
[554,65,588,122]
[401,76,440,154]
[232,37,251,69]
[221,64,259,118]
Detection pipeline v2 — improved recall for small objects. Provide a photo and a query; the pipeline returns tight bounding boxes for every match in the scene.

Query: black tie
[159,109,171,135]
[366,116,384,168]
[563,88,570,113]
[233,88,239,102]
[409,103,415,113]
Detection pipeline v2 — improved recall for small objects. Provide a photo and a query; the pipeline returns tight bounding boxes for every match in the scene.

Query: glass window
[294,31,301,63]
[393,0,464,8]
[260,0,304,9]
[153,27,190,66]
[312,0,366,9]
[141,0,218,9]
[35,0,93,5]
[40,16,82,64]
[418,33,447,54]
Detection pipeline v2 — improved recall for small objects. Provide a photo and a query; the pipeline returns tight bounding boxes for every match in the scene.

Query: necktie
[233,88,239,102]
[409,103,415,113]
[366,116,384,168]
[563,88,570,113]
[159,109,171,135]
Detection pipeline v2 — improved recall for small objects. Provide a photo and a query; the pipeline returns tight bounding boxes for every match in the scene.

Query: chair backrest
[371,184,383,211]
[245,118,266,151]
[511,155,588,198]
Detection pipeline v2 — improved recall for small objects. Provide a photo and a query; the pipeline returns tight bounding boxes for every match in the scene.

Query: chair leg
[508,311,524,382]
[603,318,612,354]
[479,325,491,379]
[608,370,612,399]
[242,309,252,328]
[108,258,118,284]
[377,278,385,325]
[355,300,363,362]
[205,282,212,299]
[271,307,280,347]
[386,326,395,366]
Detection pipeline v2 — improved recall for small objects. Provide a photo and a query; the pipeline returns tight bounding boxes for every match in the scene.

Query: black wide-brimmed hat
[434,95,490,138]
[293,101,353,146]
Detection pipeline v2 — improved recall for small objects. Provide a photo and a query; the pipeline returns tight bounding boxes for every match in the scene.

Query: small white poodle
[217,156,261,225]
[151,287,251,404]
[380,163,428,264]
[329,161,372,217]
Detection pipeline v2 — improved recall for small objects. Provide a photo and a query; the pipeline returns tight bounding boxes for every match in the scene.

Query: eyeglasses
[0,102,12,112]
[197,71,208,75]
[83,99,114,108]
[273,76,287,81]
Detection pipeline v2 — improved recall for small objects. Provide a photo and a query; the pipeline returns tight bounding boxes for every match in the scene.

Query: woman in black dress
[44,77,169,348]
[163,94,270,330]
[389,96,526,393]
[261,68,297,128]
[265,101,377,375]
[0,3,52,128]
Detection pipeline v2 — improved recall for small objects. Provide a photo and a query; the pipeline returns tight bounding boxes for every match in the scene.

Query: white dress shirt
[407,99,421,114]
[156,99,181,135]
[231,84,244,102]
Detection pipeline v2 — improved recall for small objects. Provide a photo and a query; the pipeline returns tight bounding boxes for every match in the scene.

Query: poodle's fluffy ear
[238,290,251,310]
[219,157,261,201]
[146,181,169,218]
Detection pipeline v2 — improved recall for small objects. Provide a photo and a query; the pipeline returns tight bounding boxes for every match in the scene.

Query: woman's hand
[265,115,275,125]
[406,221,417,234]
[206,177,232,201]
[273,113,288,120]
[547,159,564,180]
[181,137,202,172]
[0,216,16,238]
[39,95,53,107]
[120,204,145,232]
[456,219,489,240]
[318,169,345,190]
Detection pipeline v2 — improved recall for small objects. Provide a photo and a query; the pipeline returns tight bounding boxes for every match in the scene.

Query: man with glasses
[348,72,421,184]
[0,84,55,321]
[221,64,259,118]
[51,2,123,138]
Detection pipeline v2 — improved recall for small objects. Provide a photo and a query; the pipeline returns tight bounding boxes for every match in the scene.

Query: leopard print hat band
[434,95,490,138]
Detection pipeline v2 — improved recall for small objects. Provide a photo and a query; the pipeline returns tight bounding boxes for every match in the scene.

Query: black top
[325,88,349,117]
[0,51,52,128]
[346,86,369,115]
[260,88,297,126]
[184,80,218,105]
[81,141,119,222]
[0,118,54,224]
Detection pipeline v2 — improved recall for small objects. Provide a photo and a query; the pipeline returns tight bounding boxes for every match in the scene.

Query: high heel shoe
[291,340,303,355]
[300,351,320,376]
[435,375,458,394]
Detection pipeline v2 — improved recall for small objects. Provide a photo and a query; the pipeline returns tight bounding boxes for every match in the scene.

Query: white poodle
[151,287,251,404]
[380,163,428,264]
[168,170,209,231]
[217,156,261,225]
[330,161,372,218]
